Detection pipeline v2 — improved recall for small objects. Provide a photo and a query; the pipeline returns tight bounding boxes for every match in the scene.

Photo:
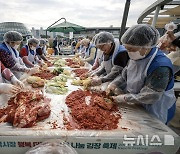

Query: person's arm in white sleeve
[123,67,172,104]
[100,51,129,83]
[91,57,100,71]
[11,63,30,72]
[18,57,25,66]
[106,67,127,95]
[22,56,34,67]
[0,83,21,94]
[91,64,106,77]
[100,65,123,83]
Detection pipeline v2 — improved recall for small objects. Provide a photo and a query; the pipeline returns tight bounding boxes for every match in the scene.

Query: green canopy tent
[46,21,86,33]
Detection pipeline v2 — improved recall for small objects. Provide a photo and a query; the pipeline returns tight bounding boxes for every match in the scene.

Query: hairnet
[27,38,39,45]
[121,24,160,48]
[39,39,46,45]
[94,32,114,46]
[3,31,23,42]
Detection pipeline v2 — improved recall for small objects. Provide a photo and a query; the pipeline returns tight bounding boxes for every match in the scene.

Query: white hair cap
[3,31,23,42]
[121,24,160,48]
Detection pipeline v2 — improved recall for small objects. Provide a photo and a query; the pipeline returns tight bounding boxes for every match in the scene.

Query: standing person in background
[75,38,82,53]
[106,24,176,124]
[71,39,77,55]
[44,39,49,56]
[53,37,59,55]
[20,38,42,68]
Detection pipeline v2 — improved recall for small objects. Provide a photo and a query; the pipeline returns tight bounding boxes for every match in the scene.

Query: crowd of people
[0,23,179,125]
[75,23,180,125]
[0,31,50,94]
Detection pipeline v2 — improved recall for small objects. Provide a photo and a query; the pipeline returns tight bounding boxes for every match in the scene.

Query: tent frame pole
[46,17,66,38]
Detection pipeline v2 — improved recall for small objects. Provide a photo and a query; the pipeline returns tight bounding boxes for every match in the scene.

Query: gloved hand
[80,73,89,80]
[28,66,39,75]
[11,75,24,88]
[106,84,124,96]
[39,60,45,67]
[88,86,102,93]
[112,95,126,103]
[0,83,21,95]
[75,53,80,58]
[25,68,31,73]
[106,84,117,96]
[91,78,102,86]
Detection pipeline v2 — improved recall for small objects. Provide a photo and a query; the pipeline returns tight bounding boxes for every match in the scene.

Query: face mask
[30,46,36,51]
[13,44,20,50]
[128,51,146,60]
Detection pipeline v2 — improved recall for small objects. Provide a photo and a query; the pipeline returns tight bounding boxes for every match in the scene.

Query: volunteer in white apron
[0,61,21,94]
[90,32,129,87]
[80,38,97,65]
[89,34,104,72]
[2,31,31,79]
[20,38,42,68]
[107,24,176,124]
[88,49,103,73]
[36,39,49,62]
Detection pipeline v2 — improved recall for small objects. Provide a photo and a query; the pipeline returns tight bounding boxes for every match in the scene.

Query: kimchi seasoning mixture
[0,91,51,128]
[72,69,89,77]
[65,59,79,67]
[65,90,121,130]
[32,69,56,80]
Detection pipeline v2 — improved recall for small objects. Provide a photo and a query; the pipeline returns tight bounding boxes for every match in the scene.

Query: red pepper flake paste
[65,90,121,130]
[32,69,56,80]
[65,59,78,67]
[72,69,89,77]
[0,91,51,128]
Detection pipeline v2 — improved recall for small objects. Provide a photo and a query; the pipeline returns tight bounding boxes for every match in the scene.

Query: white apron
[84,43,97,65]
[4,42,24,79]
[27,47,36,64]
[126,48,176,123]
[103,39,120,74]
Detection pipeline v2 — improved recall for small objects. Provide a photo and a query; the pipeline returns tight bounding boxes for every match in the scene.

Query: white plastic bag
[25,139,78,154]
